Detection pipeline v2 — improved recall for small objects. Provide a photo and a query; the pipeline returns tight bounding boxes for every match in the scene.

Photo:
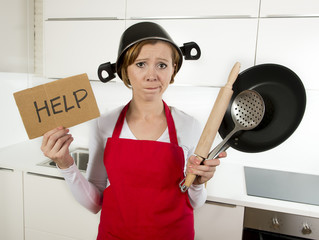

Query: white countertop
[1,140,319,218]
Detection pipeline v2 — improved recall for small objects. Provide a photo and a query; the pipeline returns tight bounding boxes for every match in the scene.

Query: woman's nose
[146,67,157,81]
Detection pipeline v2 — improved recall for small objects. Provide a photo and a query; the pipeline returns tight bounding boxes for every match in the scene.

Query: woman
[41,22,226,240]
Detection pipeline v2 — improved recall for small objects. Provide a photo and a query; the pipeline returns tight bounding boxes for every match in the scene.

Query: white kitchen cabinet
[256,18,319,90]
[24,172,100,240]
[25,228,75,240]
[43,0,126,19]
[0,0,33,73]
[260,0,319,17]
[127,0,259,19]
[194,201,244,240]
[0,168,24,240]
[127,19,257,86]
[44,20,125,80]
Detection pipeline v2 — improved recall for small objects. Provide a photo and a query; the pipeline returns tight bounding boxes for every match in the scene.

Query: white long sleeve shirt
[59,105,207,214]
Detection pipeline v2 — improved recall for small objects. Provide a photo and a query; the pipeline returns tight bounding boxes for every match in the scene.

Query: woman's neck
[127,98,164,121]
[125,98,167,140]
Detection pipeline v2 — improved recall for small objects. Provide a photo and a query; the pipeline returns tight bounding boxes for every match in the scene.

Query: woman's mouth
[145,86,160,91]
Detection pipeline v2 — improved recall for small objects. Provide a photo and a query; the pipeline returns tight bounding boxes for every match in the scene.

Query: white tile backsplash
[0,73,30,147]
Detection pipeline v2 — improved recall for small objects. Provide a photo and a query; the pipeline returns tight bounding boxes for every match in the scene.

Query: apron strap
[163,101,178,145]
[111,101,179,145]
[112,102,130,138]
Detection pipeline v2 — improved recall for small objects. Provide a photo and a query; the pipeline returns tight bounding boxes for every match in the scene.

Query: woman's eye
[136,62,145,68]
[158,63,167,69]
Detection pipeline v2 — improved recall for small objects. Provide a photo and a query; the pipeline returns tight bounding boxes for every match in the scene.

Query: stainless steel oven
[243,207,319,240]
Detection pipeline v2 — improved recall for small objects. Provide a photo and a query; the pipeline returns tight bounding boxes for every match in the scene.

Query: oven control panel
[244,207,318,239]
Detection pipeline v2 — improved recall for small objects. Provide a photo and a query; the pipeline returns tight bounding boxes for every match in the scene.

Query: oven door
[243,228,311,240]
[243,208,317,240]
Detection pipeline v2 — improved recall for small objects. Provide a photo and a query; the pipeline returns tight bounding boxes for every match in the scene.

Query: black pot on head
[98,22,201,83]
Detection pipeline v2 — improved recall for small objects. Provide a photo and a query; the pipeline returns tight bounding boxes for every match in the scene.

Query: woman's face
[127,41,175,102]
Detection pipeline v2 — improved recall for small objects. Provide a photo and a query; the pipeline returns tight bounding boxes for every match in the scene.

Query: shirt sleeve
[185,117,207,209]
[58,113,113,214]
[171,107,207,209]
[59,162,103,214]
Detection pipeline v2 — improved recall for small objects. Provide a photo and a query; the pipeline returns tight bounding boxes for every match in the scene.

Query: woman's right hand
[41,126,74,169]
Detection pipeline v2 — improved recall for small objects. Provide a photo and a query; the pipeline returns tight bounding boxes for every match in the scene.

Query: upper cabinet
[260,0,319,17]
[43,0,126,19]
[44,20,125,80]
[256,18,319,90]
[127,19,257,86]
[127,0,260,19]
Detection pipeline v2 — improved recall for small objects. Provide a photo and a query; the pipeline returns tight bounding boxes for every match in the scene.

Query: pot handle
[180,42,201,60]
[98,62,116,83]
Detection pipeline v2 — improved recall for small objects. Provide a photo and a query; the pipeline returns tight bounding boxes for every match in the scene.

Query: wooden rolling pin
[179,62,241,192]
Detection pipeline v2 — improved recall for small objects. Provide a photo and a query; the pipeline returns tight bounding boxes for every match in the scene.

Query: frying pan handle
[180,42,201,60]
[98,62,116,83]
[179,142,230,193]
[207,142,230,161]
[206,127,237,160]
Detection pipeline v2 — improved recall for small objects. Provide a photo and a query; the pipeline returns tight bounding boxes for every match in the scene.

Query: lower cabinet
[0,168,24,240]
[24,172,100,240]
[194,201,244,240]
[3,170,243,239]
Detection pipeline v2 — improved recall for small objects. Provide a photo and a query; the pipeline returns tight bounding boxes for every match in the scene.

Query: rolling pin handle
[179,178,189,192]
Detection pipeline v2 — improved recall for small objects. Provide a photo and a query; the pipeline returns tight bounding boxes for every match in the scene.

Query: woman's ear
[170,64,177,84]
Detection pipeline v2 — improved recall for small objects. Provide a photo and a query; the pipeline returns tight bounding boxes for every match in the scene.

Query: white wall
[1,0,319,176]
[0,0,34,73]
[0,0,34,148]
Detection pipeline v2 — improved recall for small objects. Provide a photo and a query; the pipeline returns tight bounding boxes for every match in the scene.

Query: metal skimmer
[207,90,265,160]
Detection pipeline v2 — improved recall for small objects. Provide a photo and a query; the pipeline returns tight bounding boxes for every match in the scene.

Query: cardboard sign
[14,73,100,139]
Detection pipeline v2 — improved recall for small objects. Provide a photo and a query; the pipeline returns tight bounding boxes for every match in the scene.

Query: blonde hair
[119,40,180,88]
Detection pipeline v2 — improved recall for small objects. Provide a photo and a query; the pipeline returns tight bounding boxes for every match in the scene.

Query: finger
[217,151,227,158]
[59,135,74,155]
[187,155,200,165]
[51,133,73,154]
[46,128,70,151]
[203,158,220,167]
[192,167,216,182]
[41,126,63,150]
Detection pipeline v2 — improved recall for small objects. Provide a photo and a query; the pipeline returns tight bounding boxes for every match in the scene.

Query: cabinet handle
[205,200,237,208]
[26,172,64,180]
[0,167,14,172]
[262,14,318,18]
[46,17,119,21]
[129,15,253,20]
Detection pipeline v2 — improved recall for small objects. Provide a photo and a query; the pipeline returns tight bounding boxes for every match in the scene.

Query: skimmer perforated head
[231,90,265,130]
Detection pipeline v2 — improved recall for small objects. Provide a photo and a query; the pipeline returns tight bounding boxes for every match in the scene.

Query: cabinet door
[260,0,319,17]
[127,0,259,19]
[25,228,74,240]
[127,19,257,86]
[0,169,24,240]
[43,0,126,19]
[44,20,125,80]
[256,18,319,90]
[24,172,100,240]
[194,201,244,240]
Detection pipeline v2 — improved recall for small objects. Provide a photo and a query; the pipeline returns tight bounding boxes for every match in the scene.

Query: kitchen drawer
[256,18,319,90]
[0,169,24,240]
[127,19,257,86]
[25,228,75,240]
[260,0,319,17]
[127,0,260,19]
[194,201,244,240]
[44,20,125,80]
[43,0,126,19]
[24,172,100,240]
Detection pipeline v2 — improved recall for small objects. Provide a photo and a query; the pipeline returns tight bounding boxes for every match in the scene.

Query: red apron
[97,101,194,240]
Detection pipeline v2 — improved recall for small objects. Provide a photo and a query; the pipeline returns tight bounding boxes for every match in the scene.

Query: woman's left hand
[186,152,227,185]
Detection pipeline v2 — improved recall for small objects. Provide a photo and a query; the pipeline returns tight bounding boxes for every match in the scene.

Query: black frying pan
[218,63,306,153]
